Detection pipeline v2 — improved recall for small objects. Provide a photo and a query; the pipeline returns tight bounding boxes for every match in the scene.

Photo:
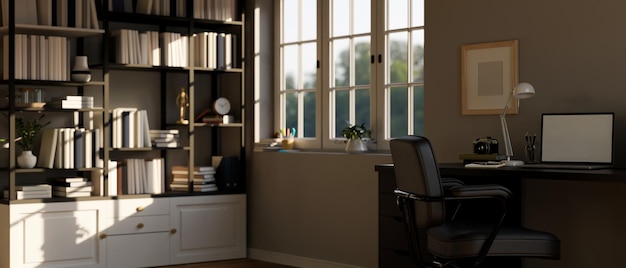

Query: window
[276,0,424,150]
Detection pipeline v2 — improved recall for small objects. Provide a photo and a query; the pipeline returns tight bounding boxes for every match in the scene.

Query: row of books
[111,108,151,148]
[94,158,164,195]
[170,165,217,192]
[2,34,70,80]
[46,95,94,109]
[112,29,237,69]
[110,0,186,17]
[192,0,238,21]
[1,0,100,29]
[37,127,102,169]
[150,129,180,148]
[111,29,160,66]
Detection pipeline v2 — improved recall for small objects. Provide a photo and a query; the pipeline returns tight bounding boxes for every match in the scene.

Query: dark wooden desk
[376,163,626,267]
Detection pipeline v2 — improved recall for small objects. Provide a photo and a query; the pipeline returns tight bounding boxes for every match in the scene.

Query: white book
[54,128,64,169]
[136,0,153,14]
[108,160,118,196]
[139,31,148,65]
[75,0,83,28]
[150,31,160,66]
[140,110,151,147]
[39,35,47,80]
[37,0,53,26]
[89,0,99,29]
[56,0,68,27]
[64,128,74,169]
[84,129,93,168]
[15,0,39,25]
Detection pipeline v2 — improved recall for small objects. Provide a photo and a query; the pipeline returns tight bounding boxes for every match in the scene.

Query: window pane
[301,0,317,40]
[282,0,299,43]
[333,0,350,37]
[286,92,298,130]
[353,0,371,35]
[333,38,350,87]
[283,45,299,90]
[412,30,424,83]
[302,42,317,88]
[388,0,408,30]
[355,88,370,129]
[354,36,371,86]
[411,0,424,27]
[303,92,316,137]
[390,87,408,137]
[413,85,424,136]
[388,32,408,83]
[334,90,350,137]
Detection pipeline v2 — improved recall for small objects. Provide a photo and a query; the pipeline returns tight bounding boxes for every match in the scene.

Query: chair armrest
[448,184,512,202]
[441,178,465,190]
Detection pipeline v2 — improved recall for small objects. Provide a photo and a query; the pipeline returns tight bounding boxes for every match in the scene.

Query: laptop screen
[540,113,614,164]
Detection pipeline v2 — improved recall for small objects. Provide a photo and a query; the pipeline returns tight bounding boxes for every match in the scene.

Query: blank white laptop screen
[540,113,614,164]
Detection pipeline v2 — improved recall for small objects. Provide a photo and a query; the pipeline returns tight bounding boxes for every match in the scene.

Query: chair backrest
[390,136,445,228]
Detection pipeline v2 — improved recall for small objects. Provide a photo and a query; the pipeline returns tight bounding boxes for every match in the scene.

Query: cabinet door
[107,232,170,268]
[169,194,246,264]
[9,201,108,268]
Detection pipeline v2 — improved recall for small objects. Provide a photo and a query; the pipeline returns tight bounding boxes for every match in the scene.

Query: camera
[473,137,499,154]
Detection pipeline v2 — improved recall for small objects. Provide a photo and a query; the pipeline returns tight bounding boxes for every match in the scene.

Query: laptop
[522,113,614,170]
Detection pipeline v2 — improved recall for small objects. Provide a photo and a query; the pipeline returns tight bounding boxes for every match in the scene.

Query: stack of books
[170,166,217,192]
[52,177,92,197]
[150,130,180,148]
[46,96,94,109]
[4,184,52,200]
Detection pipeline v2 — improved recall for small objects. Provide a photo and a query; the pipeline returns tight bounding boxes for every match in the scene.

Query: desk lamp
[501,82,535,166]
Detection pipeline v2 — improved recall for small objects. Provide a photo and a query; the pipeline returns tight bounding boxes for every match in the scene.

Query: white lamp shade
[514,82,535,99]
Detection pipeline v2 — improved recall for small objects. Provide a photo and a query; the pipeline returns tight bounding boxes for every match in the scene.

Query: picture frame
[461,40,519,115]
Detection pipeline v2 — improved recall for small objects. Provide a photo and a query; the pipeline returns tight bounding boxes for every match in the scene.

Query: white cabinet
[169,194,247,264]
[6,201,108,268]
[0,195,246,268]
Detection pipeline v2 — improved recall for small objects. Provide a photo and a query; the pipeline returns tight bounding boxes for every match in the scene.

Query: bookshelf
[0,1,247,267]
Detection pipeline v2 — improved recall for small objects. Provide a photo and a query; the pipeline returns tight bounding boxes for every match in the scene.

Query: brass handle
[137,223,144,229]
[136,206,144,212]
[100,233,107,239]
[170,228,177,234]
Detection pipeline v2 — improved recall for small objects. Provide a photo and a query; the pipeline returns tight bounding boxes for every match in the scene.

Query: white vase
[71,56,92,82]
[345,139,368,154]
[17,150,37,168]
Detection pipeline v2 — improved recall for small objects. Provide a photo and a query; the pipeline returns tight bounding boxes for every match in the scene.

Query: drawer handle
[170,228,177,234]
[136,206,145,212]
[137,223,144,229]
[100,233,107,239]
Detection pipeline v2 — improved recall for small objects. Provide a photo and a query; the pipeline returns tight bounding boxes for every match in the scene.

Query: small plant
[342,122,371,140]
[16,114,49,151]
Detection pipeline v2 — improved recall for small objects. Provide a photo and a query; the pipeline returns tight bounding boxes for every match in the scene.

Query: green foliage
[342,122,371,140]
[16,114,49,151]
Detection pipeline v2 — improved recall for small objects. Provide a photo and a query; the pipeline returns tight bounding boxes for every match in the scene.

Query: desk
[376,163,626,267]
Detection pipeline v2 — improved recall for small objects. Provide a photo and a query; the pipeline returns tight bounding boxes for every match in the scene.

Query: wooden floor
[159,259,295,268]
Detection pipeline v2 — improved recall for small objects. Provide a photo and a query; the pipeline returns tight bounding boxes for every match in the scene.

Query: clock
[213,97,231,115]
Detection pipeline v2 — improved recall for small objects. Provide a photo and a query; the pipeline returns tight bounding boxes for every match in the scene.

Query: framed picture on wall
[461,40,519,115]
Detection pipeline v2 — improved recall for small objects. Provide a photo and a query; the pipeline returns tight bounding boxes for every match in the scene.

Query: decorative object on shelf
[176,87,189,124]
[18,88,46,108]
[213,97,231,115]
[15,114,50,168]
[342,123,371,154]
[500,82,535,166]
[71,56,92,82]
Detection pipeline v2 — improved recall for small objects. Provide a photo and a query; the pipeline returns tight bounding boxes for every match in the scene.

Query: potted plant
[16,114,49,168]
[342,122,371,153]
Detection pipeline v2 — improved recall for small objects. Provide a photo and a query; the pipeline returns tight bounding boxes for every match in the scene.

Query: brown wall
[248,0,626,267]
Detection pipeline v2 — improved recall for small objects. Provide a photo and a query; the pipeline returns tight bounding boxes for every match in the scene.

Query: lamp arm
[500,91,515,161]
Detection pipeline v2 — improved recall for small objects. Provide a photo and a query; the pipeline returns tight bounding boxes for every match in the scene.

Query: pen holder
[281,138,294,150]
[525,144,537,164]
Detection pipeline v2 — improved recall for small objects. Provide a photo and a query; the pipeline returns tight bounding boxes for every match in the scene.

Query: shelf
[0,24,104,37]
[0,79,105,87]
[2,107,105,112]
[194,122,243,128]
[107,11,242,31]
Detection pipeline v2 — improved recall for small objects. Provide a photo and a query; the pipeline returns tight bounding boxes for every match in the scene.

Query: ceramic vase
[345,139,368,154]
[17,150,37,168]
[71,56,92,82]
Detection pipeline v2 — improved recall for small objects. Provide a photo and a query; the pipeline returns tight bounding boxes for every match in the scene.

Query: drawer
[110,198,169,218]
[107,232,170,268]
[379,215,409,249]
[107,215,170,235]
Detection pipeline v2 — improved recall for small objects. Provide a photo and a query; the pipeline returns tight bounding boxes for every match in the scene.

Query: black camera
[473,137,499,154]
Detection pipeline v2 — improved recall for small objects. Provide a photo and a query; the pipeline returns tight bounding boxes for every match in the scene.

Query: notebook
[522,113,614,170]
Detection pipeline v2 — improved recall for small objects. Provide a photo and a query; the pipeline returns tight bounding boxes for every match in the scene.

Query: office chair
[390,136,560,268]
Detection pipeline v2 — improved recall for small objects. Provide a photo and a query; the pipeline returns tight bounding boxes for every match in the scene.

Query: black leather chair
[390,136,560,267]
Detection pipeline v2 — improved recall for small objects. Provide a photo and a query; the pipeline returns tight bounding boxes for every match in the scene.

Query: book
[53,185,93,193]
[5,190,51,200]
[171,165,215,173]
[16,184,52,192]
[54,177,89,183]
[52,181,91,187]
[170,183,218,192]
[37,128,58,168]
[53,190,91,197]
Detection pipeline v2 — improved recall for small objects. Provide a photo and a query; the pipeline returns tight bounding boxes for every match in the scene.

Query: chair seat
[428,222,560,259]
